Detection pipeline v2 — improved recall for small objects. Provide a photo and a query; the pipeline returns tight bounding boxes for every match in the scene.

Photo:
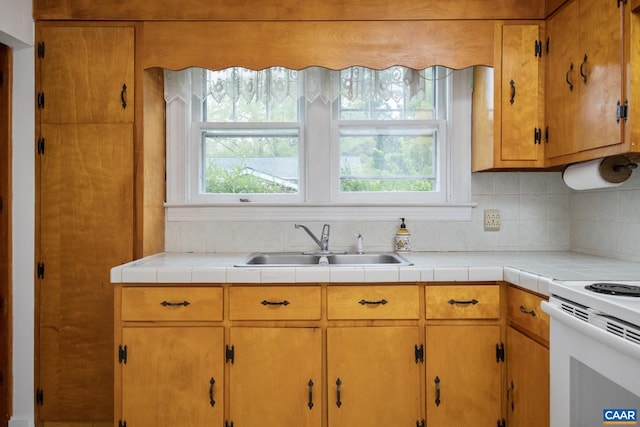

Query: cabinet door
[576,0,625,152]
[506,327,549,427]
[121,326,224,427]
[500,24,543,163]
[545,0,579,159]
[38,25,134,124]
[425,325,502,426]
[327,326,422,427]
[38,124,133,421]
[229,327,322,427]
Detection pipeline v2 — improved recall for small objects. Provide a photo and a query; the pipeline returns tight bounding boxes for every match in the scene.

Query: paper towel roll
[562,156,635,190]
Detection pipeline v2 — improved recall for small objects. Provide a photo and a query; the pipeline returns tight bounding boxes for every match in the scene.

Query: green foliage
[205,164,296,194]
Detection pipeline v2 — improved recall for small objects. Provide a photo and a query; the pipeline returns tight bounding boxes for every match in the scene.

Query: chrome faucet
[295,223,331,253]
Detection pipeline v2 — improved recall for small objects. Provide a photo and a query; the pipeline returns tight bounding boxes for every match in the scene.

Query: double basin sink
[235,252,413,267]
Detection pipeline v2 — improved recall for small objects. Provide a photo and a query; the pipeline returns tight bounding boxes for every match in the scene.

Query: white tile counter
[110,251,640,296]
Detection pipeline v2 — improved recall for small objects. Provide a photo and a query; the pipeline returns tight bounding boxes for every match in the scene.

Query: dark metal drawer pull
[120,83,128,109]
[509,79,516,105]
[448,299,478,306]
[160,300,190,307]
[308,379,314,409]
[359,299,388,305]
[209,377,216,407]
[261,300,290,306]
[336,378,342,408]
[519,305,536,316]
[434,376,441,407]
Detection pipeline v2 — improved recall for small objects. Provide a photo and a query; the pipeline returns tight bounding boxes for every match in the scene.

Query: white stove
[542,280,640,427]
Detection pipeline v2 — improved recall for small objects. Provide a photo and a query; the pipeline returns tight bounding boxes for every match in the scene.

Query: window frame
[165,67,475,221]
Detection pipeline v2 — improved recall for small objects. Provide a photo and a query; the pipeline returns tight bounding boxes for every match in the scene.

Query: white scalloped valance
[164,66,434,106]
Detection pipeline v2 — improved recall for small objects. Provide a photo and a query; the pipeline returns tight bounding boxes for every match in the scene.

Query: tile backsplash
[166,172,574,254]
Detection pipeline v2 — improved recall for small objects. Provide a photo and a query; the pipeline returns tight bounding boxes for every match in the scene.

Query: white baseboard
[9,416,35,427]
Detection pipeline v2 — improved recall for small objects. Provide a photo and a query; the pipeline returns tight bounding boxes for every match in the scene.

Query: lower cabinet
[425,285,503,426]
[327,326,422,427]
[506,285,550,427]
[115,282,548,427]
[228,327,322,427]
[120,326,224,427]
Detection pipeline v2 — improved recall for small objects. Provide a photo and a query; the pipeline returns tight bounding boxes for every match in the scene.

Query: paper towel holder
[562,154,637,190]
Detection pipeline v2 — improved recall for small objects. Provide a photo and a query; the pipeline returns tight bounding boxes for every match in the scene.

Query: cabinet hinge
[37,137,45,155]
[414,344,424,363]
[36,388,44,406]
[617,100,629,123]
[545,126,549,144]
[545,36,550,55]
[497,418,507,427]
[37,42,45,58]
[534,40,542,57]
[495,342,505,363]
[0,196,3,214]
[0,70,3,88]
[416,420,426,427]
[37,262,45,279]
[226,345,235,364]
[224,421,234,427]
[118,421,127,427]
[118,344,127,364]
[534,128,542,145]
[37,92,45,109]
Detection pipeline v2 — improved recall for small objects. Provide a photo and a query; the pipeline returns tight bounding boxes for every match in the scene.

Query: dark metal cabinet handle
[120,83,127,109]
[160,300,190,307]
[448,299,478,305]
[507,380,514,411]
[566,63,574,91]
[336,378,342,408]
[359,299,388,305]
[209,377,216,407]
[580,54,588,84]
[434,376,441,407]
[261,300,290,306]
[509,80,516,105]
[519,305,536,316]
[308,379,314,409]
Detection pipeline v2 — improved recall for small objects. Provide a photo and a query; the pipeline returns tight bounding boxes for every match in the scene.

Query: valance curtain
[164,66,431,107]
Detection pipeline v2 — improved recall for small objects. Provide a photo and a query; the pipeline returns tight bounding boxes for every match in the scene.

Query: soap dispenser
[394,218,411,252]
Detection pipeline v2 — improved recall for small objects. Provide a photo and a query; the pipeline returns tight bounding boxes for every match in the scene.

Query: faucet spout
[295,223,331,253]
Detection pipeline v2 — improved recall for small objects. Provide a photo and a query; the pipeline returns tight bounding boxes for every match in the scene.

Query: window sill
[165,203,476,222]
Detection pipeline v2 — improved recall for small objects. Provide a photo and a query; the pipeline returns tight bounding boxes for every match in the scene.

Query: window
[165,66,473,220]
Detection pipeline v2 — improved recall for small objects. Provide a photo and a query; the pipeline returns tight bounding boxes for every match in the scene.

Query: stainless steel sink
[235,252,413,267]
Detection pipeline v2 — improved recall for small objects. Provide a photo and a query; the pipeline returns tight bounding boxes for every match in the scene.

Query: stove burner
[585,282,640,297]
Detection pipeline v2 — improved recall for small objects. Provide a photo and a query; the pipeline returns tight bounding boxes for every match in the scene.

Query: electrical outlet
[484,209,501,231]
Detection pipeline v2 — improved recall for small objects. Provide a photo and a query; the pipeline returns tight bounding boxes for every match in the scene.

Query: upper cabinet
[545,0,634,165]
[472,22,545,171]
[38,25,134,124]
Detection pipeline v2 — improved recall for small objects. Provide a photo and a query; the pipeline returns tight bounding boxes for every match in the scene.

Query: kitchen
[2,0,640,426]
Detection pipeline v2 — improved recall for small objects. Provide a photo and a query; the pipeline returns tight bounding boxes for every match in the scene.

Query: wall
[570,171,640,262]
[166,172,572,253]
[0,0,35,426]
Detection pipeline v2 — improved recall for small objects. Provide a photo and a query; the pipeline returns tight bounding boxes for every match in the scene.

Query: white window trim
[165,67,475,221]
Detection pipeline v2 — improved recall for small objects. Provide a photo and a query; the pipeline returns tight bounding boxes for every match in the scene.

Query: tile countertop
[110,251,640,296]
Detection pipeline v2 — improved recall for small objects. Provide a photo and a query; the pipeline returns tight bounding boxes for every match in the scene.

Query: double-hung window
[165,65,472,219]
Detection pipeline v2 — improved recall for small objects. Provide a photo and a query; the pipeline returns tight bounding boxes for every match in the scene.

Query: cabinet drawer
[507,286,549,341]
[229,286,321,320]
[121,287,223,321]
[425,285,500,319]
[327,285,419,319]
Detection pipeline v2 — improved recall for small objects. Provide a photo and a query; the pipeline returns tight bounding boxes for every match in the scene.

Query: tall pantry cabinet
[35,24,135,423]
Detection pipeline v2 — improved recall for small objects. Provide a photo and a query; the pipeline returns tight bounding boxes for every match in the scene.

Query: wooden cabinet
[506,285,550,427]
[425,285,503,426]
[327,285,422,427]
[472,23,545,171]
[226,285,322,427]
[545,0,629,164]
[228,327,322,427]
[36,24,135,423]
[116,286,224,427]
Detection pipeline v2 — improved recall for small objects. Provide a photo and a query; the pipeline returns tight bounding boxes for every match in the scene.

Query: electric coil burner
[585,282,640,297]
